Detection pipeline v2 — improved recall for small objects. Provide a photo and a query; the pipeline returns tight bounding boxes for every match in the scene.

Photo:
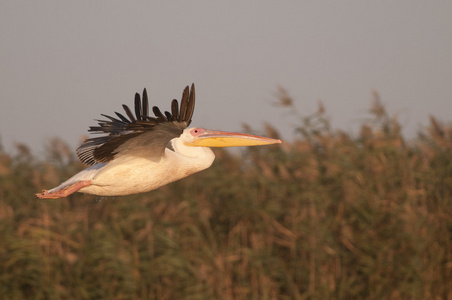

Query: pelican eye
[190,128,204,136]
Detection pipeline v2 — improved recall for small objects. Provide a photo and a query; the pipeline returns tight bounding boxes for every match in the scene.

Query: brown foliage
[1,95,452,299]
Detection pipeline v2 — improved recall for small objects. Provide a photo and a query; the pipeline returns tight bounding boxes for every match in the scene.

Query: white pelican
[36,84,282,199]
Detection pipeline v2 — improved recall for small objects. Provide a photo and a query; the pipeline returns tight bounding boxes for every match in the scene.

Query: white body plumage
[48,135,215,196]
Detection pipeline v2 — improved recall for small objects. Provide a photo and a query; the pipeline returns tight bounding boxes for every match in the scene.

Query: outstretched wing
[76,84,195,165]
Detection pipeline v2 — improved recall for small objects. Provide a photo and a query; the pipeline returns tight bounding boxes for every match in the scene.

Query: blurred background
[1,1,451,151]
[1,1,452,299]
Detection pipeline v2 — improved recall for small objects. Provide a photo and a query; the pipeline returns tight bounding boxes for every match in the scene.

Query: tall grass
[1,93,451,299]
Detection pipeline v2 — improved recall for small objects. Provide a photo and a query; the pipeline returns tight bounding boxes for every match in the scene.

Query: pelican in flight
[36,84,281,199]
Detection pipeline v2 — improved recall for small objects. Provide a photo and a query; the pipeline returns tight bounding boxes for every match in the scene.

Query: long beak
[186,130,282,147]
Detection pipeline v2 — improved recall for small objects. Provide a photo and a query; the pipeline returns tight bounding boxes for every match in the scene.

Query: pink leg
[36,180,92,199]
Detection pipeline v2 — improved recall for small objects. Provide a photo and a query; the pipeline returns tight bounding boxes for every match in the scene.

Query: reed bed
[0,96,451,299]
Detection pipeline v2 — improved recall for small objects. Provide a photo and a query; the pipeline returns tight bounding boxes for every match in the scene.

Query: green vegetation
[1,94,451,299]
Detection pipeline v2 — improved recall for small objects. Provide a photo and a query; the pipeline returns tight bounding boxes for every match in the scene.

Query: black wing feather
[185,84,195,125]
[179,86,189,121]
[165,111,173,121]
[142,89,148,120]
[76,84,196,165]
[171,99,179,120]
[134,93,142,121]
[152,106,166,121]
[122,104,136,122]
[115,112,130,123]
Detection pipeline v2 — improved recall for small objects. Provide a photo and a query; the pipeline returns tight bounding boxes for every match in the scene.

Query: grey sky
[1,1,451,154]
